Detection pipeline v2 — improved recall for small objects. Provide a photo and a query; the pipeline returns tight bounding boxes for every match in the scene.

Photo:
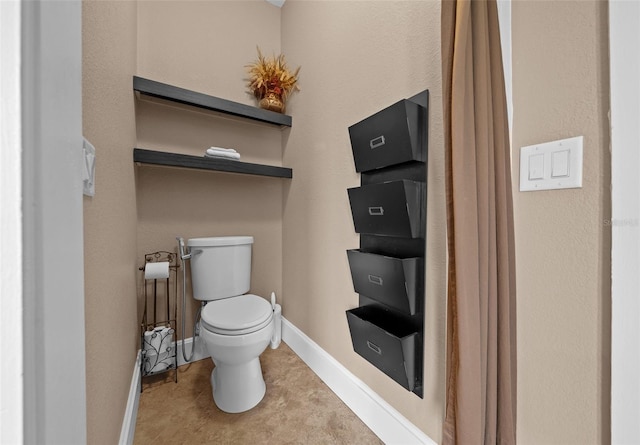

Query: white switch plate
[519,136,583,192]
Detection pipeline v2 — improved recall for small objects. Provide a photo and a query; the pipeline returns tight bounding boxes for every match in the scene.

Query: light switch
[551,150,570,178]
[529,153,544,180]
[520,136,583,191]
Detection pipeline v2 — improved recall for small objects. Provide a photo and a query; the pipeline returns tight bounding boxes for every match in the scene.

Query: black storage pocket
[347,180,425,238]
[346,306,418,391]
[348,99,426,173]
[347,249,422,315]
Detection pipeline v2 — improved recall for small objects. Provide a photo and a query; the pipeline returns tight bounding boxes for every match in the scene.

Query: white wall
[610,1,640,443]
[21,1,86,442]
[497,0,512,133]
[0,1,23,443]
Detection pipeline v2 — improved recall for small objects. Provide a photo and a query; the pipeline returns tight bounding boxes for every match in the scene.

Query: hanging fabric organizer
[345,91,428,397]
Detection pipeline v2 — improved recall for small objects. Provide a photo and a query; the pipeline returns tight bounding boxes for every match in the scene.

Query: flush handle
[368,206,384,216]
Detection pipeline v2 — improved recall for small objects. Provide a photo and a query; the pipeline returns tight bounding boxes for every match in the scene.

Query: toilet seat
[201,294,273,336]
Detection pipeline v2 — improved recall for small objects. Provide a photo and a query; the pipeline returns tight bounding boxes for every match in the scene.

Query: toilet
[187,236,274,413]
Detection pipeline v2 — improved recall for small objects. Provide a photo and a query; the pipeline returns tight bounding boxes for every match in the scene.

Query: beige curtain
[441,0,517,443]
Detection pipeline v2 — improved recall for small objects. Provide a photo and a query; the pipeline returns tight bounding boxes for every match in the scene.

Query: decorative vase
[259,90,285,113]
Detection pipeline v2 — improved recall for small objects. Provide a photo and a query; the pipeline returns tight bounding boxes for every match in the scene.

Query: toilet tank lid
[187,236,254,247]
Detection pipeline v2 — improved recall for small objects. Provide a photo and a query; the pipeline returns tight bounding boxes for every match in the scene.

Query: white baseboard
[118,338,208,445]
[121,320,436,445]
[281,317,437,445]
[118,351,141,445]
[176,335,209,366]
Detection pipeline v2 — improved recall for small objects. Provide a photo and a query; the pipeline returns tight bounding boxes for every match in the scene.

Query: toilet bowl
[199,294,274,413]
[187,236,274,413]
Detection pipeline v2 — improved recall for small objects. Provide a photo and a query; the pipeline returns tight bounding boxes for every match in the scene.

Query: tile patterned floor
[134,342,383,444]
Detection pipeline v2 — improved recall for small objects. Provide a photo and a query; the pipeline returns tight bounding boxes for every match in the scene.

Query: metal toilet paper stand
[139,251,179,390]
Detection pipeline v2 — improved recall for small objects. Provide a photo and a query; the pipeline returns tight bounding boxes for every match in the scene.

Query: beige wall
[135,0,284,337]
[512,1,611,444]
[136,0,281,105]
[281,1,447,441]
[83,1,284,442]
[82,1,139,443]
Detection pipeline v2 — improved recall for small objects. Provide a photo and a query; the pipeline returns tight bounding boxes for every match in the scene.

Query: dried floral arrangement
[246,47,300,112]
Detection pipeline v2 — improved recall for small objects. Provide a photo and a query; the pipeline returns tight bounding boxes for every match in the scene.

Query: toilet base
[210,357,266,413]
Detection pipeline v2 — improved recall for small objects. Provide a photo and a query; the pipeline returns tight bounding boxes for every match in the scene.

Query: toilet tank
[187,236,253,301]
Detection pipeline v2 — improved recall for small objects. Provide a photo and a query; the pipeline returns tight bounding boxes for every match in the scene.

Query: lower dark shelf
[133,148,293,179]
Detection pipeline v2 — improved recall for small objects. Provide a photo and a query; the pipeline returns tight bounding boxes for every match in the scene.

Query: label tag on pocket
[369,135,386,149]
[367,340,382,355]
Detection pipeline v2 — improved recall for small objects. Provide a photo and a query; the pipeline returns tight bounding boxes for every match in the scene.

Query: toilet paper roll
[159,327,173,355]
[144,262,170,280]
[143,328,162,353]
[143,350,170,374]
[144,327,173,355]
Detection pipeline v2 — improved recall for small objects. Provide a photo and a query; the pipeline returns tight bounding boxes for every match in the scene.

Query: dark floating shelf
[133,148,292,179]
[133,76,292,128]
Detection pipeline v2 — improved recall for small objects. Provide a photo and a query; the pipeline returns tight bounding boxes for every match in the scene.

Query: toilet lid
[201,294,273,335]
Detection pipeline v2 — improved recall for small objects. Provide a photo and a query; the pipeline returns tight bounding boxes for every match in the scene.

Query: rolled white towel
[205,147,241,160]
[207,146,237,155]
[204,151,241,160]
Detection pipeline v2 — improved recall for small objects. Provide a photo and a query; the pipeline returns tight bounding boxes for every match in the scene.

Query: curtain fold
[441,0,517,443]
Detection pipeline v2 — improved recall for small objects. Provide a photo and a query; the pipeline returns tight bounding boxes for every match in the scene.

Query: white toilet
[187,236,275,413]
